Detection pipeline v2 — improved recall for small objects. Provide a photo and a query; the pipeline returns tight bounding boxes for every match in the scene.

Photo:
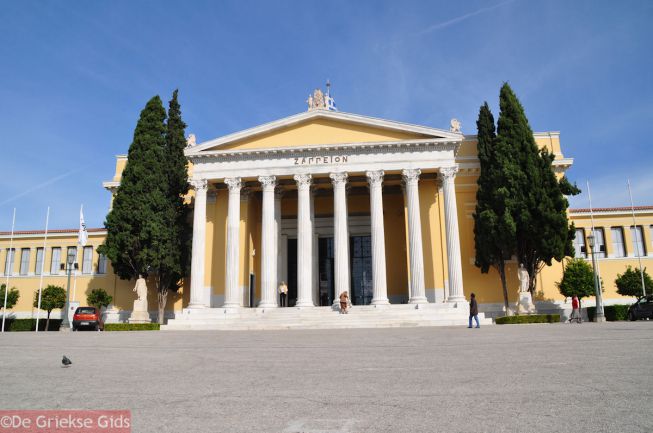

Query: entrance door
[287,238,297,307]
[350,235,373,305]
[318,237,334,306]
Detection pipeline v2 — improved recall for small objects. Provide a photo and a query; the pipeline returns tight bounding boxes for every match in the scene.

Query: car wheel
[628,311,636,321]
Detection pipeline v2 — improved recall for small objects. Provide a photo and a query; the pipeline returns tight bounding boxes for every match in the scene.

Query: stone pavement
[0,322,651,433]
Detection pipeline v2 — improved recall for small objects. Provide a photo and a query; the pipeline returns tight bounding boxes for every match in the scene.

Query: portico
[179,109,468,320]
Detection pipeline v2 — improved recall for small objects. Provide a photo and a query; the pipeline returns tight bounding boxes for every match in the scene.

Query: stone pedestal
[128,299,151,324]
[516,292,536,315]
[103,305,121,324]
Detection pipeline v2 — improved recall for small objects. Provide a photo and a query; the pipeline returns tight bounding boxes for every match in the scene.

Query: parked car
[72,306,104,331]
[627,296,653,321]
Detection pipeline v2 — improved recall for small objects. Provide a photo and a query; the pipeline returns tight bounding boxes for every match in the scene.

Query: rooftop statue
[450,118,461,133]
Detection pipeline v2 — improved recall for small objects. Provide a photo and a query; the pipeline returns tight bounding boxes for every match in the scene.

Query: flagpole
[2,208,16,333]
[627,179,647,297]
[72,204,83,306]
[35,207,50,333]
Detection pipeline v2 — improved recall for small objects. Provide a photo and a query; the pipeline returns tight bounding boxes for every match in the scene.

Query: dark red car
[72,306,104,331]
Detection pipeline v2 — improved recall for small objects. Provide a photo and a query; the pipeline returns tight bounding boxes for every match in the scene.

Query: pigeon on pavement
[62,355,72,367]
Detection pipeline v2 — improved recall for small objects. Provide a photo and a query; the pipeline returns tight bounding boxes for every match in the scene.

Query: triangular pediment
[187,110,461,155]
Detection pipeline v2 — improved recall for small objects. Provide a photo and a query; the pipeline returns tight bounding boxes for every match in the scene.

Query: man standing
[278,281,288,307]
[468,293,480,328]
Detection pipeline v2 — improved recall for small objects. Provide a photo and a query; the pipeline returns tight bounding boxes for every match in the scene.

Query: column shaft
[330,172,350,304]
[441,166,465,302]
[189,179,208,307]
[294,174,314,307]
[223,177,242,308]
[403,169,428,304]
[258,176,277,308]
[367,171,389,305]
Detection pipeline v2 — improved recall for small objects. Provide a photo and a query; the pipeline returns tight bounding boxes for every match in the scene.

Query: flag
[325,93,337,111]
[78,205,88,246]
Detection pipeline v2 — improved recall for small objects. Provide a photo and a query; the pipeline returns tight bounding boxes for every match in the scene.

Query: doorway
[350,235,373,305]
[318,237,334,306]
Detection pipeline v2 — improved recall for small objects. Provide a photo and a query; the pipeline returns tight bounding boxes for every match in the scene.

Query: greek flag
[78,205,88,246]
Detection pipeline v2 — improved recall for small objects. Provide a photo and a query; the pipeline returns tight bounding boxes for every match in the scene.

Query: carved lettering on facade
[293,155,349,165]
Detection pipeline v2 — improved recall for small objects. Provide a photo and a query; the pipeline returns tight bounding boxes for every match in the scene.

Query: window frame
[82,246,93,274]
[50,247,61,275]
[19,248,30,276]
[631,225,647,257]
[610,227,626,258]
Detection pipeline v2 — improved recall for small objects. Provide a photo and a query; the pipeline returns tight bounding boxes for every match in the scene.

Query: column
[441,166,465,303]
[367,171,389,305]
[188,178,208,308]
[402,169,428,304]
[294,174,314,307]
[330,172,350,305]
[223,177,242,308]
[258,176,278,308]
[275,189,283,292]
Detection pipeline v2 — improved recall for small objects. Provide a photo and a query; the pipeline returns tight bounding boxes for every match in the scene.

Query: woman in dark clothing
[468,293,480,328]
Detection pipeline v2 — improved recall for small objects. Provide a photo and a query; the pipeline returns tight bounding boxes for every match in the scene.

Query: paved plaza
[1,322,651,433]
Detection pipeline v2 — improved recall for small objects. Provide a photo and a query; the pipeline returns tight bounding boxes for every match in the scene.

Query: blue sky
[1,0,652,231]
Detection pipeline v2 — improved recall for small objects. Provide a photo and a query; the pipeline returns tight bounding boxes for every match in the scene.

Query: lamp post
[587,233,605,322]
[60,250,78,330]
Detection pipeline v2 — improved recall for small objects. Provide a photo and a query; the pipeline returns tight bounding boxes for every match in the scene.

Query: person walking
[568,295,581,323]
[468,293,480,328]
[278,281,288,307]
[339,291,349,314]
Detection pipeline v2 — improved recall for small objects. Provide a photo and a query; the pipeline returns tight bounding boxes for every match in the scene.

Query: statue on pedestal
[516,263,536,314]
[128,275,152,324]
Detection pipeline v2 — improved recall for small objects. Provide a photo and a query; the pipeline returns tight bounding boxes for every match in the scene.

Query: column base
[222,302,241,309]
[186,302,207,309]
[371,298,390,306]
[257,302,278,309]
[408,296,429,304]
[447,295,467,303]
[594,315,607,323]
[295,301,315,308]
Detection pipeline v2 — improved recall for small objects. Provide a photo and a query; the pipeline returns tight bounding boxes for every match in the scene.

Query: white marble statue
[450,118,461,133]
[306,94,314,110]
[518,263,529,293]
[186,133,196,147]
[128,275,151,323]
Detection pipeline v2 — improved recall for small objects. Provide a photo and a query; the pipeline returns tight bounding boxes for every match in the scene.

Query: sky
[0,0,652,231]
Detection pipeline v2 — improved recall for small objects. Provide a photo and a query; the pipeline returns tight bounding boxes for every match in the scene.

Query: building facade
[2,107,652,324]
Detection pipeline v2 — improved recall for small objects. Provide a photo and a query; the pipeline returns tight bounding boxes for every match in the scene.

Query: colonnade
[187,167,465,308]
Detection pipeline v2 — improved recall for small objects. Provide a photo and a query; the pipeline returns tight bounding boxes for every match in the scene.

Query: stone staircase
[162,303,493,331]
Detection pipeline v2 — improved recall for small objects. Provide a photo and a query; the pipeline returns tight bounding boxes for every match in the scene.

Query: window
[82,246,93,274]
[50,247,61,275]
[573,228,587,258]
[590,228,606,259]
[611,227,626,258]
[35,247,44,275]
[97,253,108,274]
[4,248,15,276]
[631,226,647,257]
[19,248,30,275]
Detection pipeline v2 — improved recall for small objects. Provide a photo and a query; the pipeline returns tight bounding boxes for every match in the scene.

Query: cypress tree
[497,83,579,295]
[155,90,191,323]
[473,102,517,315]
[98,96,169,317]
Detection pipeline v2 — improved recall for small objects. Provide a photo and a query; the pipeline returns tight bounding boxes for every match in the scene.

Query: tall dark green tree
[473,102,517,315]
[156,90,191,322]
[496,83,579,294]
[98,96,170,322]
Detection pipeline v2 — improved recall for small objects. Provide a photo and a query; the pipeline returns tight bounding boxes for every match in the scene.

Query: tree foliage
[87,288,113,310]
[496,83,579,293]
[473,102,516,314]
[615,266,653,298]
[33,284,66,330]
[557,259,598,304]
[0,284,20,310]
[98,92,190,324]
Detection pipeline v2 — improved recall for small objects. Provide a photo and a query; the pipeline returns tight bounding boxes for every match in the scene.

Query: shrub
[557,258,599,306]
[0,284,20,310]
[87,288,113,310]
[104,323,160,331]
[615,266,653,298]
[586,305,630,322]
[3,318,63,331]
[495,314,560,324]
[33,285,66,331]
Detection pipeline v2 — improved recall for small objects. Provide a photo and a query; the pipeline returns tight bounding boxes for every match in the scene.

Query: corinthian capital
[366,170,384,186]
[440,166,459,181]
[224,177,242,192]
[294,174,312,189]
[402,169,421,185]
[258,175,277,189]
[329,172,348,186]
[189,178,208,192]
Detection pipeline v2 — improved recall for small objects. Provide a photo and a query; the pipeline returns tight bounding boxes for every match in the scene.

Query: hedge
[586,305,630,322]
[0,318,63,331]
[495,314,560,325]
[104,323,160,331]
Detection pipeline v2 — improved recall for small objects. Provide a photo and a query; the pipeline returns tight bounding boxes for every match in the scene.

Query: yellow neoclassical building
[2,103,652,328]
